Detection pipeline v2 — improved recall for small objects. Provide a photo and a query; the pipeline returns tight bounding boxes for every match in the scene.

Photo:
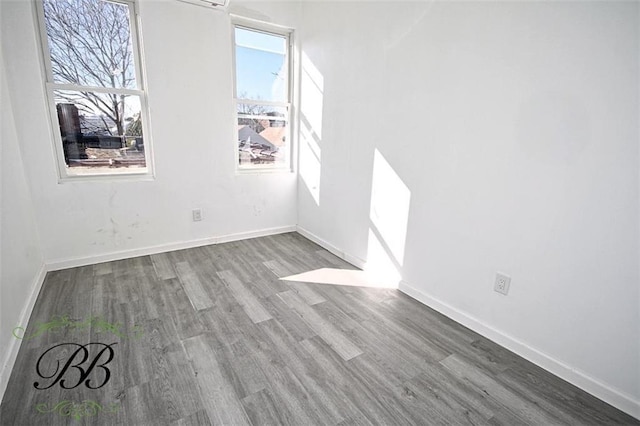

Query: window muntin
[38,0,151,178]
[234,25,291,170]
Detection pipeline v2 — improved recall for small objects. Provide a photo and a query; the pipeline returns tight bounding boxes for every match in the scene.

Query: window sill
[57,168,155,183]
[235,166,294,176]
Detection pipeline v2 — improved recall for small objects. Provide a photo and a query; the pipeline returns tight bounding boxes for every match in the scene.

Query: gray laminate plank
[311,298,428,384]
[407,364,497,421]
[229,260,290,298]
[229,339,270,397]
[182,334,251,426]
[277,290,363,361]
[217,269,273,324]
[139,318,206,422]
[263,293,317,341]
[197,284,258,352]
[343,352,425,424]
[241,388,292,426]
[156,278,205,340]
[315,249,358,269]
[262,259,291,278]
[496,362,639,425]
[151,252,178,280]
[283,280,327,305]
[256,319,348,424]
[93,261,113,276]
[116,301,153,389]
[122,380,163,425]
[440,354,564,424]
[173,409,213,426]
[186,318,266,401]
[401,369,493,425]
[175,261,214,311]
[315,283,450,363]
[299,336,397,425]
[263,260,332,305]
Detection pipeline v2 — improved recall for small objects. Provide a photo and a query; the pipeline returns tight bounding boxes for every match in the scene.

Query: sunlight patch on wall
[365,149,411,286]
[299,123,321,205]
[365,229,401,286]
[280,268,396,289]
[299,51,324,205]
[301,51,324,138]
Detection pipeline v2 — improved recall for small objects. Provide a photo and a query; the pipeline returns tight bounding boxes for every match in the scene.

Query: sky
[235,27,287,103]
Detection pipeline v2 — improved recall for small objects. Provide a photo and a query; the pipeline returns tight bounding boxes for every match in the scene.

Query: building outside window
[37,0,152,178]
[233,23,292,171]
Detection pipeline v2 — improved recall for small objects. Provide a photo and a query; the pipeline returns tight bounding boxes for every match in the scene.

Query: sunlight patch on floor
[280,267,397,289]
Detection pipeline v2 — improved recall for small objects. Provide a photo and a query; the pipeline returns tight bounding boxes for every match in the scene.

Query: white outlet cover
[494,272,511,295]
[192,209,203,222]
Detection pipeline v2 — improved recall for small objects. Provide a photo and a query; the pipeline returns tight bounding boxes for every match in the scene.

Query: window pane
[43,0,137,89]
[235,28,287,102]
[53,90,145,171]
[237,104,288,167]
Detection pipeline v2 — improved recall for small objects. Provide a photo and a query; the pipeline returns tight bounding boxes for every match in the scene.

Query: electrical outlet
[192,208,203,222]
[494,272,511,295]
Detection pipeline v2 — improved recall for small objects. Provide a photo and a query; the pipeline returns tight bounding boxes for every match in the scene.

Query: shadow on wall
[299,51,324,206]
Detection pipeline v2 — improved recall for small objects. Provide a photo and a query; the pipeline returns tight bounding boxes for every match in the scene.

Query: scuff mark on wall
[108,187,117,208]
[109,217,120,246]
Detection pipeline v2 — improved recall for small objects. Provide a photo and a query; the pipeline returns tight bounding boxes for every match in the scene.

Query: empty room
[1,0,639,424]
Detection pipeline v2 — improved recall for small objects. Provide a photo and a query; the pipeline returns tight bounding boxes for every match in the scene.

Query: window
[37,0,152,178]
[233,23,292,171]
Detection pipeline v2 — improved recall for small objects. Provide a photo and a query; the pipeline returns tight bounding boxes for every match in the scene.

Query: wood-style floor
[0,232,637,425]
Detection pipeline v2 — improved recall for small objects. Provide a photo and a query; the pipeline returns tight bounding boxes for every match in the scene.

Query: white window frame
[35,0,154,181]
[232,18,294,173]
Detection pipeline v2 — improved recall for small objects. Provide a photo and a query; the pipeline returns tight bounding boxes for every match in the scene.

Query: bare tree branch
[44,0,138,135]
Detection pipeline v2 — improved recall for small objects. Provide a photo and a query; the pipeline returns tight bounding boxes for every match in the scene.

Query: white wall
[1,0,638,417]
[0,0,298,269]
[0,39,45,397]
[297,1,640,417]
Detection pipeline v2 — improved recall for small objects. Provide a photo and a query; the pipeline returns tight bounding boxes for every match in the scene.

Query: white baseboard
[46,225,297,271]
[0,262,47,402]
[399,280,640,420]
[296,226,366,269]
[216,226,296,245]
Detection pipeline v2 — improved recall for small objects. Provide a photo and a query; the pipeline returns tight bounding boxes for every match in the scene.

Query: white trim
[398,280,640,420]
[46,83,143,96]
[237,99,290,108]
[35,0,155,181]
[235,167,295,176]
[216,226,296,245]
[175,0,227,10]
[238,113,288,122]
[46,225,297,271]
[230,14,294,34]
[295,226,366,270]
[232,18,294,173]
[0,264,47,402]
